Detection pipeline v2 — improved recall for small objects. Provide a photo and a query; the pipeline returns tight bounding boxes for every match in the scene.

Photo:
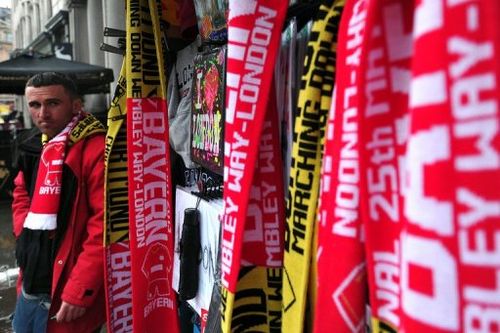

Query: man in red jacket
[12,72,106,332]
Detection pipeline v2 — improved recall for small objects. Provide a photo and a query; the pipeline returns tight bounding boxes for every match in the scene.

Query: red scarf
[220,3,287,331]
[241,79,285,267]
[362,1,500,331]
[125,1,179,332]
[314,0,371,331]
[23,114,80,230]
[401,0,500,331]
[359,0,412,331]
[221,0,288,293]
[316,1,500,332]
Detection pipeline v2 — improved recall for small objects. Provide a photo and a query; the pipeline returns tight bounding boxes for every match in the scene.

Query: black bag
[178,208,201,301]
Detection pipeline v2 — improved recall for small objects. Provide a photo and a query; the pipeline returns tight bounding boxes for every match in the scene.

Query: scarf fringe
[23,212,58,230]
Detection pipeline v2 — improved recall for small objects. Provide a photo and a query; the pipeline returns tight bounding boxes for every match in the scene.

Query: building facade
[10,0,125,124]
[0,7,13,60]
[0,6,15,120]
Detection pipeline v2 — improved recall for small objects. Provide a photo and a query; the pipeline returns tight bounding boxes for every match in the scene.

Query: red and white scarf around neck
[23,113,80,231]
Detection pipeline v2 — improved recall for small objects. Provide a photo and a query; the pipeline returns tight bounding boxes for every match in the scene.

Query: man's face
[26,84,81,138]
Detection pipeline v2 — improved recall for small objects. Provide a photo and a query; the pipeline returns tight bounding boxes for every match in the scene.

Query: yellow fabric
[282,1,344,332]
[221,285,235,333]
[222,267,282,333]
[104,63,128,246]
[126,0,168,98]
[372,318,398,333]
[69,113,106,144]
[149,0,169,99]
[127,0,159,97]
[41,113,105,147]
[308,221,319,327]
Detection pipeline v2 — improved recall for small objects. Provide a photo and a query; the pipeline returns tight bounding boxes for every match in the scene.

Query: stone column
[67,0,88,61]
[33,2,40,35]
[85,0,106,115]
[22,3,30,47]
[103,0,125,98]
[44,0,52,21]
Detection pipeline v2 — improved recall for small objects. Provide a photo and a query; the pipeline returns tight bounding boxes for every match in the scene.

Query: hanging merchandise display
[314,0,500,332]
[104,64,133,333]
[282,1,344,332]
[191,46,226,175]
[125,0,179,331]
[220,1,288,332]
[229,82,286,332]
[193,0,228,43]
[161,0,198,44]
[99,0,500,332]
[168,38,200,170]
[400,0,500,331]
[359,1,411,331]
[313,0,370,331]
[172,187,223,331]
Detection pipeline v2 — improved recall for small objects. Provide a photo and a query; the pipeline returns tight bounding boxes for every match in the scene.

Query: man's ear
[72,98,83,114]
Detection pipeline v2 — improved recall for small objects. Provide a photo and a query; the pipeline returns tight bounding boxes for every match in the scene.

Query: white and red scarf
[222,0,288,293]
[314,0,371,331]
[23,114,80,231]
[400,0,500,331]
[315,1,500,332]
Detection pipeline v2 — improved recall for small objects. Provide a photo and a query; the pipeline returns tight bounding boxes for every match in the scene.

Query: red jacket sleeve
[12,171,30,237]
[61,135,105,307]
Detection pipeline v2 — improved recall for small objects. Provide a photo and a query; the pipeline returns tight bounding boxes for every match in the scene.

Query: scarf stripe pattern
[357,0,412,331]
[400,0,500,331]
[313,0,370,331]
[282,1,344,332]
[227,82,286,333]
[23,114,80,230]
[125,0,179,331]
[104,63,132,332]
[315,0,500,332]
[220,1,287,332]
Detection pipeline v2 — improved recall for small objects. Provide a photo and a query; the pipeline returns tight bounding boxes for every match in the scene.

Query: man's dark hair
[25,72,79,99]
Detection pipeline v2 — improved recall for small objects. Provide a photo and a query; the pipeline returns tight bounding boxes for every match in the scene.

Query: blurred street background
[0,0,124,330]
[0,0,124,331]
[0,200,17,333]
[0,0,17,324]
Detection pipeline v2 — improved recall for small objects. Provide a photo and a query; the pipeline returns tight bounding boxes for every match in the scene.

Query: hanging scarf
[104,63,133,333]
[400,0,500,331]
[225,81,286,333]
[355,1,413,332]
[282,1,344,332]
[313,0,370,331]
[220,1,287,332]
[125,0,180,332]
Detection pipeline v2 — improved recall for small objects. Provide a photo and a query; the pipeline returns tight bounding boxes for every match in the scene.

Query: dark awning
[0,54,114,95]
